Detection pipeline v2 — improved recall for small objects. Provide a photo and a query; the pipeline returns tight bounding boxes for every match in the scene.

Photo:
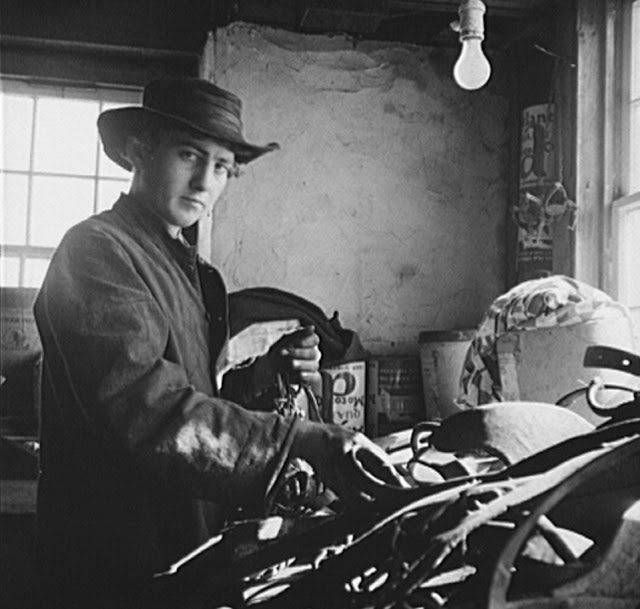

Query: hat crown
[143,78,244,138]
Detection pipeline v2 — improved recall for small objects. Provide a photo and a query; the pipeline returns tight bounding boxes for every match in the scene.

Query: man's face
[138,129,235,234]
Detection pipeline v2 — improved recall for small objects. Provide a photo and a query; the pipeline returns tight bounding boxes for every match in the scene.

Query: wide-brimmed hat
[97,77,279,170]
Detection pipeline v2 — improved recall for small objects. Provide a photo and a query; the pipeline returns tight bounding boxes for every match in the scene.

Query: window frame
[575,0,639,303]
[1,79,141,287]
[609,0,639,307]
[611,191,640,312]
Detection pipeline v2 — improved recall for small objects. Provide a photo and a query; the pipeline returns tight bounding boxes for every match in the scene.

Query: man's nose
[190,161,216,191]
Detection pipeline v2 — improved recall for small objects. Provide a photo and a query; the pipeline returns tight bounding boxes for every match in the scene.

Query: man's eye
[179,150,199,162]
[214,162,232,177]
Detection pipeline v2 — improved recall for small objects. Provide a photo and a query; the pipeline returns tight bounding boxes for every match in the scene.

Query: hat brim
[98,106,279,171]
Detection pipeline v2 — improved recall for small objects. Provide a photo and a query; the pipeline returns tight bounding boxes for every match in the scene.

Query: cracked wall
[209,23,509,355]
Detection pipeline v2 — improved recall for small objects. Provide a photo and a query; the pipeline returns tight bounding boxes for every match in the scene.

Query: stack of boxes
[321,356,424,437]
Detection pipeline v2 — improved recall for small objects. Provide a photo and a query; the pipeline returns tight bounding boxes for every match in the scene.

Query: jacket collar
[112,194,196,249]
[112,193,199,281]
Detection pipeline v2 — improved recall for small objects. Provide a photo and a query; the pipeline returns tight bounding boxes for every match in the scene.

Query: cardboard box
[321,360,366,433]
[367,357,424,437]
[1,288,42,435]
[496,316,637,426]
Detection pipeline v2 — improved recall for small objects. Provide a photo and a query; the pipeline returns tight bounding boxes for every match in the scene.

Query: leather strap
[583,345,640,376]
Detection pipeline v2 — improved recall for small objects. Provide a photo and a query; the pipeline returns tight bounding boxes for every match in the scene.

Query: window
[576,0,640,343]
[1,81,141,287]
[611,0,640,333]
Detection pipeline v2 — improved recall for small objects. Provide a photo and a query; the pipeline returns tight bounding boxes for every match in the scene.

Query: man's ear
[123,135,152,171]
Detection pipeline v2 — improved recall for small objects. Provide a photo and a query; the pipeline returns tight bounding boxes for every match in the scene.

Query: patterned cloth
[459,275,631,407]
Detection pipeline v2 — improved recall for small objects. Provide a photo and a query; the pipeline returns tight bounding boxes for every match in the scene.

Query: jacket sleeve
[220,356,282,408]
[35,224,297,507]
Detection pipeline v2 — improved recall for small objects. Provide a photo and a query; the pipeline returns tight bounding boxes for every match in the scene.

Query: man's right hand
[266,325,322,392]
[289,419,408,506]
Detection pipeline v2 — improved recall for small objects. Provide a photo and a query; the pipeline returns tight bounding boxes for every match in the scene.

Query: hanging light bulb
[451,0,492,90]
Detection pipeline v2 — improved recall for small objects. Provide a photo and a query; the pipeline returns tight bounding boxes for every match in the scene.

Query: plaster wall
[209,23,510,355]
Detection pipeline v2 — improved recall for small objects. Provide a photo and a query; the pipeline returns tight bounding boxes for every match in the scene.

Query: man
[34,77,401,607]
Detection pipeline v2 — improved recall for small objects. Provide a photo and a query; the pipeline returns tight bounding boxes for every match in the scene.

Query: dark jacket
[34,195,295,606]
[228,287,368,366]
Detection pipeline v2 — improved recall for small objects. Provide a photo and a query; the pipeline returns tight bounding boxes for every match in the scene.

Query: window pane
[631,101,640,192]
[31,176,94,247]
[97,179,128,212]
[24,258,50,288]
[631,1,640,100]
[97,101,135,179]
[1,93,34,171]
[0,255,20,286]
[618,202,640,307]
[33,97,100,175]
[2,172,29,245]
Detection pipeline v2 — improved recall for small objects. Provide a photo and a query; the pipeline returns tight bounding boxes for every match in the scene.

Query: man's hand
[268,325,322,390]
[290,419,408,506]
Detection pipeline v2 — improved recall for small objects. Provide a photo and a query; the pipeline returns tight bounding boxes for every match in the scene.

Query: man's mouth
[182,197,205,207]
